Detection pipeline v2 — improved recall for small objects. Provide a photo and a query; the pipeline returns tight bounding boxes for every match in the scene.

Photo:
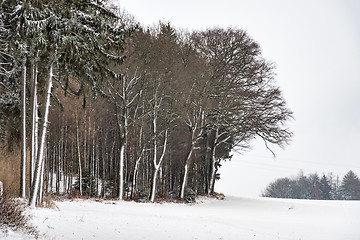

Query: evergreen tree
[23,0,131,207]
[319,174,332,200]
[309,173,321,199]
[1,0,50,197]
[340,171,360,200]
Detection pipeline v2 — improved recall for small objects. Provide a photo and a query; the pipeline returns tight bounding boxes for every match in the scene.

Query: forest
[0,0,293,207]
[262,170,360,200]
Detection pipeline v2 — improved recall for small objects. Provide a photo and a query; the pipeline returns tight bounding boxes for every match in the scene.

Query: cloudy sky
[114,0,360,197]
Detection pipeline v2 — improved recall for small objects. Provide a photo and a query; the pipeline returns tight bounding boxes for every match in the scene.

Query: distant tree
[309,173,321,200]
[292,173,311,199]
[262,177,295,198]
[263,171,360,201]
[329,173,341,200]
[340,171,360,200]
[319,174,332,200]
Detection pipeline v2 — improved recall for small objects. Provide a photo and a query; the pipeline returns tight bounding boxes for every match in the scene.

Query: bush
[72,169,96,197]
[184,187,196,203]
[0,196,38,238]
[136,187,150,202]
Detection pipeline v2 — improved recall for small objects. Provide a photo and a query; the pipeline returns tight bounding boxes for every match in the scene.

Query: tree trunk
[38,155,45,204]
[118,143,125,199]
[150,129,168,202]
[150,166,159,203]
[131,148,144,199]
[209,144,218,195]
[29,59,54,208]
[20,57,27,198]
[209,129,220,195]
[30,57,38,192]
[180,146,193,199]
[75,111,83,196]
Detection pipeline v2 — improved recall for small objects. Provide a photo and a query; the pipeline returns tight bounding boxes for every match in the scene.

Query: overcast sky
[114,0,360,197]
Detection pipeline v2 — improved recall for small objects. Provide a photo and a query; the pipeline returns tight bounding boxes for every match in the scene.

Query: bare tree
[191,27,293,194]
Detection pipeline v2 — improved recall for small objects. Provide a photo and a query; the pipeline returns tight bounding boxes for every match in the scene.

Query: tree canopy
[0,3,293,204]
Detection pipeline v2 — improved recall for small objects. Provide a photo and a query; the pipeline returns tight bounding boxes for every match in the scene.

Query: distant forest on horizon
[263,170,360,200]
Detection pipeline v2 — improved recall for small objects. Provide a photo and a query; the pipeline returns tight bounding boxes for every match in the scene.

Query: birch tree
[29,51,54,207]
[0,0,48,197]
[20,56,26,198]
[107,69,142,199]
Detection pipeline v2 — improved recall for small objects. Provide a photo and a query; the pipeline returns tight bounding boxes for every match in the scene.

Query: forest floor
[1,196,360,240]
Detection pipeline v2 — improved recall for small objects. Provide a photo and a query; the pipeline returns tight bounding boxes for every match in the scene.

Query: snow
[1,196,360,240]
[0,181,3,197]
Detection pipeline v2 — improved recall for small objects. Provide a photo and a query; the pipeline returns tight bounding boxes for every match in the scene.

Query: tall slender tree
[28,0,131,207]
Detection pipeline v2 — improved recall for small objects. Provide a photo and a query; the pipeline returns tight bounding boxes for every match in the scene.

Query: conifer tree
[340,171,360,200]
[319,174,332,200]
[26,0,130,207]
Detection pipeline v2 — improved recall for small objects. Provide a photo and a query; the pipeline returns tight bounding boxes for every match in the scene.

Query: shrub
[72,169,96,197]
[136,187,150,202]
[0,196,39,238]
[184,187,196,203]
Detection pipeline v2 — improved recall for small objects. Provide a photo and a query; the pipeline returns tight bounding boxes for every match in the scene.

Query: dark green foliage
[319,174,332,200]
[0,90,21,145]
[184,187,196,203]
[72,169,96,197]
[136,187,150,202]
[340,171,360,200]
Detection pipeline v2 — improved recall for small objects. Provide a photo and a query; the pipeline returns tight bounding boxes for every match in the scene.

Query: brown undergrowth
[0,147,31,197]
[0,195,39,238]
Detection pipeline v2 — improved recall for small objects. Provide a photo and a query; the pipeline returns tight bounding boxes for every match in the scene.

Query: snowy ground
[1,196,360,240]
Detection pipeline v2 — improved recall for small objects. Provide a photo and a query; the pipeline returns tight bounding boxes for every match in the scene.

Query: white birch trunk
[21,58,27,198]
[131,152,142,198]
[150,166,159,203]
[118,143,125,200]
[75,111,82,196]
[0,181,3,199]
[180,111,204,199]
[150,111,157,202]
[209,128,230,195]
[29,61,53,208]
[180,147,193,199]
[38,155,45,204]
[118,110,128,200]
[209,144,217,195]
[209,128,219,195]
[131,126,143,199]
[150,129,168,202]
[30,58,38,188]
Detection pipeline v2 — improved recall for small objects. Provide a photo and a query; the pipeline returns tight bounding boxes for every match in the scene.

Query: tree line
[0,0,293,206]
[262,170,360,200]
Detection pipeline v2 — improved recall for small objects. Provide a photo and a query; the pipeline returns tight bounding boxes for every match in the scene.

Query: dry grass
[38,194,59,210]
[0,148,30,197]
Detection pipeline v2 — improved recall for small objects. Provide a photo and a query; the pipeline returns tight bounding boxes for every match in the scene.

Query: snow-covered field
[1,196,360,240]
